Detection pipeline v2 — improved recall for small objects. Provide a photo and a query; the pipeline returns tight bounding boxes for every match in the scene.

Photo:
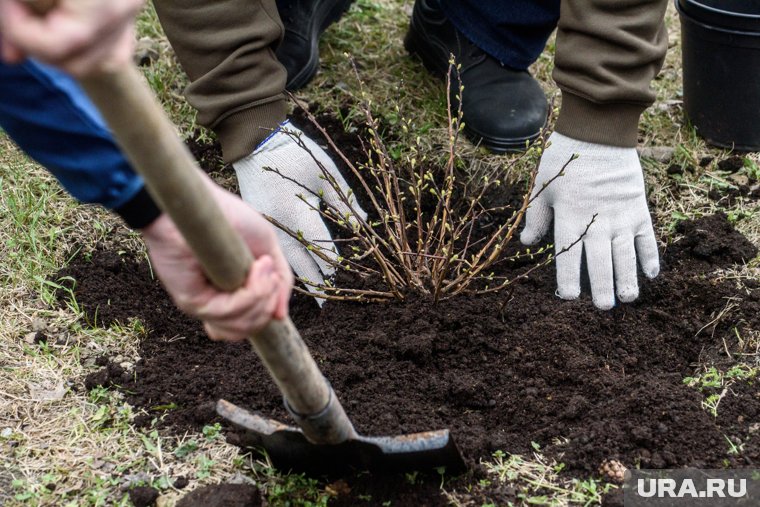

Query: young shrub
[267,60,584,303]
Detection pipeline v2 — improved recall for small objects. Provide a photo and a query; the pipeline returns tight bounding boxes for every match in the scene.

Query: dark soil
[176,484,261,507]
[127,486,159,507]
[57,211,760,505]
[717,156,745,173]
[53,116,760,505]
[185,132,231,176]
[670,212,758,267]
[708,185,760,206]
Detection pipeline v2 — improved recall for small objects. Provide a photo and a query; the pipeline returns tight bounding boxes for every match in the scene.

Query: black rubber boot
[404,0,548,153]
[276,0,355,91]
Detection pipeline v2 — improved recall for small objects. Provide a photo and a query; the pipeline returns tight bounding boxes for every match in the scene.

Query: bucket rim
[680,0,760,21]
[677,0,760,36]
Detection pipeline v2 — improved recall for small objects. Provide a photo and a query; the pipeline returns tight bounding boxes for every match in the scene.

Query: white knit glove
[233,121,367,291]
[520,132,660,309]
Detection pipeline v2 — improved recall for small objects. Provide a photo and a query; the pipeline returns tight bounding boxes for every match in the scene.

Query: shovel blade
[217,399,466,475]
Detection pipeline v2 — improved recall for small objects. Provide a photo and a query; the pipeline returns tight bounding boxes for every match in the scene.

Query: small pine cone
[599,459,627,484]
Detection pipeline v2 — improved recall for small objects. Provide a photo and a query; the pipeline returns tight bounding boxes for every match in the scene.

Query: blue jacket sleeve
[0,59,160,228]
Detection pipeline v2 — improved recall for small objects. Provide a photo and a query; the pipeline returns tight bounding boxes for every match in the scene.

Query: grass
[0,0,758,506]
[683,364,759,417]
[476,449,615,506]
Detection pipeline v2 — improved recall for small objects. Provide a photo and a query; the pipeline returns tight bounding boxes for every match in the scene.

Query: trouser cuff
[555,92,645,148]
[213,98,288,163]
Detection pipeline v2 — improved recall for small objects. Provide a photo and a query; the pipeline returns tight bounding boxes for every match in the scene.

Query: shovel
[26,0,466,475]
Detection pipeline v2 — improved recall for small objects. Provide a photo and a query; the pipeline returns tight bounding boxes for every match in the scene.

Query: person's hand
[520,132,660,310]
[140,176,293,342]
[233,121,367,291]
[0,0,143,76]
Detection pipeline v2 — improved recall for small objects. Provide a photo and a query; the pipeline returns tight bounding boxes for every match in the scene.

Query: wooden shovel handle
[20,0,354,443]
[82,67,356,442]
[20,0,355,444]
[87,66,334,409]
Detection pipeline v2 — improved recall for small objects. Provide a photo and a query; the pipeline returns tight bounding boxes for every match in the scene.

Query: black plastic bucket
[676,0,760,151]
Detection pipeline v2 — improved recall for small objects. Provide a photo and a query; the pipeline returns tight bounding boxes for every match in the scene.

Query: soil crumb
[176,484,261,507]
[669,212,758,266]
[128,486,159,507]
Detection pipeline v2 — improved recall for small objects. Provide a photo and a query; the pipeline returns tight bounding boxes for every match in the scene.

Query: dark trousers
[440,0,561,70]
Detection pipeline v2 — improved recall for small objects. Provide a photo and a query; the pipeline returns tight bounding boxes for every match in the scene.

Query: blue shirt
[0,60,158,227]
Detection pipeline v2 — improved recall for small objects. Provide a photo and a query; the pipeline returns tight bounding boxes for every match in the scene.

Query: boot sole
[404,24,542,153]
[284,0,355,91]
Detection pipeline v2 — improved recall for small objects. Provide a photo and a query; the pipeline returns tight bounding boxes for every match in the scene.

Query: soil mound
[59,213,760,482]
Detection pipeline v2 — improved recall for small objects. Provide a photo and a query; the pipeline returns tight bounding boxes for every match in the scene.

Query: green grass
[480,449,615,506]
[0,142,77,290]
[683,364,759,417]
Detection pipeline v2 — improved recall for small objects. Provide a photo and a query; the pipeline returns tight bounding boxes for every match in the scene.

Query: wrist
[217,101,288,164]
[113,186,162,229]
[138,211,173,241]
[547,132,636,157]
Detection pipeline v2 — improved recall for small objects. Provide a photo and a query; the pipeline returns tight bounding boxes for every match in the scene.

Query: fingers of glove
[288,212,339,277]
[584,238,615,310]
[554,223,583,300]
[321,180,369,227]
[307,147,369,224]
[197,256,282,342]
[612,235,639,303]
[635,223,660,279]
[520,198,552,245]
[275,229,333,288]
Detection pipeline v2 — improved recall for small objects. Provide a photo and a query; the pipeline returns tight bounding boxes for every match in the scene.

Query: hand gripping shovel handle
[23,0,355,444]
[80,68,355,444]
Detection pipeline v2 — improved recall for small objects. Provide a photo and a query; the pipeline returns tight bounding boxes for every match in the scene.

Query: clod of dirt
[602,488,625,507]
[83,369,109,390]
[717,156,744,173]
[176,484,261,507]
[638,146,674,163]
[133,37,159,67]
[22,331,48,345]
[185,134,231,175]
[669,212,758,266]
[173,476,189,489]
[84,360,128,390]
[127,486,159,507]
[707,185,760,206]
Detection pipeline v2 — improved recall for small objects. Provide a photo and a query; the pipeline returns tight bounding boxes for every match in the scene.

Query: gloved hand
[233,121,367,291]
[520,132,660,309]
[141,174,293,342]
